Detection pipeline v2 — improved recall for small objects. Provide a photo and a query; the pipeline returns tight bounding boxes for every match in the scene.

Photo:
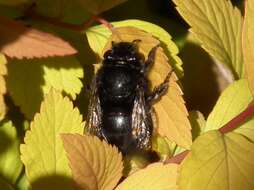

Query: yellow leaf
[173,0,243,78]
[86,19,183,77]
[205,79,254,141]
[62,134,123,190]
[7,56,83,119]
[242,0,254,95]
[0,54,7,120]
[102,27,191,149]
[20,89,84,190]
[179,131,254,190]
[116,162,178,190]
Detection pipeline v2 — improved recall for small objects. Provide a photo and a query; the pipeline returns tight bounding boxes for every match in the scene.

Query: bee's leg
[141,45,159,74]
[147,70,173,104]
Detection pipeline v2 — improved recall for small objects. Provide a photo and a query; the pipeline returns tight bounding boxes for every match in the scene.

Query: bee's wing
[85,74,103,138]
[131,85,153,150]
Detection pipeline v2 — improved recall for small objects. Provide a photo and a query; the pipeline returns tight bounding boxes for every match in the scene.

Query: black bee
[86,41,172,154]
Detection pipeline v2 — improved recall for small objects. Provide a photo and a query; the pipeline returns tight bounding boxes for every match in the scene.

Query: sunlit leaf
[173,0,243,78]
[0,121,22,185]
[242,0,254,95]
[102,27,191,149]
[0,53,7,121]
[179,131,254,190]
[205,79,254,141]
[0,15,77,59]
[7,56,83,119]
[86,19,183,77]
[20,89,84,189]
[62,134,123,190]
[116,163,178,190]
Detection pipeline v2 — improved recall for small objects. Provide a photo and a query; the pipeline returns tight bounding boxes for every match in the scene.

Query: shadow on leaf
[180,41,232,117]
[30,175,75,190]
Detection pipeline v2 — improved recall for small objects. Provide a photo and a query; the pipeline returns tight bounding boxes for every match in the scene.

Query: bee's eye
[104,50,113,59]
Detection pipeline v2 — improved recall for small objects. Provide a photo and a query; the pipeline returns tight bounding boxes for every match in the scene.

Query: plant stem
[165,150,189,164]
[219,101,254,134]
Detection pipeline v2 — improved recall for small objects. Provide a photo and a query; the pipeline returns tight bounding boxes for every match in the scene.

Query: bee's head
[103,40,144,68]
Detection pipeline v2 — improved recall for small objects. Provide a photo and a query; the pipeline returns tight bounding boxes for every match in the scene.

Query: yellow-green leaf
[0,54,7,121]
[189,111,206,140]
[205,79,254,141]
[77,0,127,14]
[62,134,123,190]
[152,134,171,159]
[16,174,29,190]
[242,0,254,95]
[179,131,254,190]
[7,56,83,119]
[116,163,178,190]
[86,19,183,77]
[102,27,191,149]
[0,121,22,185]
[20,89,84,189]
[173,0,243,78]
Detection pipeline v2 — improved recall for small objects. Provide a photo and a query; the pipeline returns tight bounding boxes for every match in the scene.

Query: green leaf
[205,79,254,141]
[15,173,29,190]
[242,0,254,95]
[0,177,14,190]
[151,134,171,159]
[7,56,83,119]
[173,0,243,78]
[86,19,183,77]
[189,111,206,140]
[20,89,84,189]
[0,121,23,185]
[179,131,254,190]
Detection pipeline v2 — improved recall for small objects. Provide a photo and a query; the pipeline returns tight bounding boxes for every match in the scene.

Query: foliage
[0,0,253,190]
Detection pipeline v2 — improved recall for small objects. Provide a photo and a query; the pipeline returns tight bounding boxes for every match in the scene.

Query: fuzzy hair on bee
[86,40,172,154]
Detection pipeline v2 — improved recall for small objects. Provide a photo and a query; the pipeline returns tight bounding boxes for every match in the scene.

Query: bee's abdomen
[101,107,135,153]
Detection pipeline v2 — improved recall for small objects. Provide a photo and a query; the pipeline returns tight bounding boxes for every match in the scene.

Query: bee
[86,41,172,154]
